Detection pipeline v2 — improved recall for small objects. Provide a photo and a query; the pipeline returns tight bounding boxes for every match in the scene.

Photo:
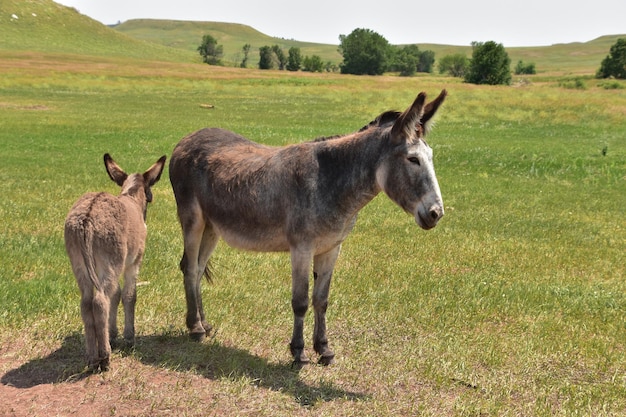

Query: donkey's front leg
[312,245,341,366]
[289,248,313,364]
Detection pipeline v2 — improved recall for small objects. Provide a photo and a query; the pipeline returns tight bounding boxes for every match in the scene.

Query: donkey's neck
[313,129,389,215]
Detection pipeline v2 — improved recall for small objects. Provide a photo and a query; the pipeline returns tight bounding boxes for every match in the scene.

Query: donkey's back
[64,153,165,372]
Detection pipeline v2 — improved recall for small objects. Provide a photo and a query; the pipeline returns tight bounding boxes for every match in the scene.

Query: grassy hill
[114,19,343,66]
[0,0,196,62]
[414,35,626,75]
[0,1,623,75]
[114,19,625,75]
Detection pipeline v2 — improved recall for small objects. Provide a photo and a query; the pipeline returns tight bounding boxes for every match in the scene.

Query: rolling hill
[115,18,624,75]
[0,0,196,62]
[1,0,623,75]
[113,19,343,66]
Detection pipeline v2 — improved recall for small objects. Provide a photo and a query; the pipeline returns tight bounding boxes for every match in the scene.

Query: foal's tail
[79,220,102,292]
[65,217,101,292]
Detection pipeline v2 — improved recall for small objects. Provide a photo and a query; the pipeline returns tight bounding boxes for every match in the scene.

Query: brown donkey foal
[64,154,166,372]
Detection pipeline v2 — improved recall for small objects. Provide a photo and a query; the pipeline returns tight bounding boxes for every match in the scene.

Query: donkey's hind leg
[179,205,218,341]
[194,226,219,335]
[312,245,341,366]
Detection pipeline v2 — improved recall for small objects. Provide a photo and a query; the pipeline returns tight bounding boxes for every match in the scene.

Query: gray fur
[169,91,447,365]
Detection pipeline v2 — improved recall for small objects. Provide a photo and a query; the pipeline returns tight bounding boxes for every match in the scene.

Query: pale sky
[54,0,625,47]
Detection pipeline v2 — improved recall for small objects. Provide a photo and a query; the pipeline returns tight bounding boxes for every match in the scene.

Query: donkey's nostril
[430,207,443,220]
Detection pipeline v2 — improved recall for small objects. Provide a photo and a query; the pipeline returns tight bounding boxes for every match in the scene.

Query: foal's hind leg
[121,261,139,347]
[312,245,341,366]
[79,289,99,371]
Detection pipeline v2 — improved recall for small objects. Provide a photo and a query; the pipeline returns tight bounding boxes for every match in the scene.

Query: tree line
[198,31,626,84]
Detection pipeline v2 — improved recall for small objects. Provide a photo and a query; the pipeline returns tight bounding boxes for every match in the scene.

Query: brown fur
[64,154,165,372]
[169,91,447,365]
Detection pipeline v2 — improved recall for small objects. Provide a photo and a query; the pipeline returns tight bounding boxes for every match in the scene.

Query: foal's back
[64,190,144,283]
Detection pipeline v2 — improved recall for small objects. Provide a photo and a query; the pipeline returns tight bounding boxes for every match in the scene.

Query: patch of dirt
[0,103,50,111]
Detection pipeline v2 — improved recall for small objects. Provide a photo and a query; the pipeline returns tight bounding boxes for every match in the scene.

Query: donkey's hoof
[318,352,335,366]
[202,321,213,334]
[190,331,206,342]
[290,347,310,366]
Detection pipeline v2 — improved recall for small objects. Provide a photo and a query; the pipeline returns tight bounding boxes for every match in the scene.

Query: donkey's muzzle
[416,204,444,230]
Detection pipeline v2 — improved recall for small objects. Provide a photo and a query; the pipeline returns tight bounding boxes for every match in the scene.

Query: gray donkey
[64,154,166,372]
[169,91,447,365]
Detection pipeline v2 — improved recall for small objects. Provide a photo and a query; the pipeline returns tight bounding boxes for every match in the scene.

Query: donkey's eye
[408,156,421,166]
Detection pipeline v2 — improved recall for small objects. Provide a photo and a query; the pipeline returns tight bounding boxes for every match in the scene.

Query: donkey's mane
[313,110,402,143]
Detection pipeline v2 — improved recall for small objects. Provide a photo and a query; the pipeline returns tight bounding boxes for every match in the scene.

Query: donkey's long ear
[104,154,128,186]
[143,155,167,187]
[421,89,447,133]
[390,92,427,143]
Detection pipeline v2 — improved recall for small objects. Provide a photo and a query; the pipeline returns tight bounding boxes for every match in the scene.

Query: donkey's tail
[179,252,213,284]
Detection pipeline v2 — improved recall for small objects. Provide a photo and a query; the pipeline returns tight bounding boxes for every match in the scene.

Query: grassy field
[1,2,626,416]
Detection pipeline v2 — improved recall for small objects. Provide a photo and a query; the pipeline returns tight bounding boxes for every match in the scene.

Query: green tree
[392,45,419,76]
[417,49,435,73]
[597,38,626,79]
[339,28,391,75]
[438,53,469,77]
[286,47,302,71]
[302,55,324,72]
[240,44,251,68]
[465,41,511,85]
[258,45,274,69]
[197,34,223,65]
[272,45,287,70]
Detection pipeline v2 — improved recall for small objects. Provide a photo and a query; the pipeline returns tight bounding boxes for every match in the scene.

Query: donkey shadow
[134,332,367,407]
[1,332,367,407]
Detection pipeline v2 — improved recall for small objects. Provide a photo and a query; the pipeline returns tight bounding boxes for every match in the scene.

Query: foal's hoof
[99,358,111,372]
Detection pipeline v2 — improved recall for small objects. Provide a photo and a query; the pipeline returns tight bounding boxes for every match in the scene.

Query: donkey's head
[376,90,447,230]
[104,153,167,219]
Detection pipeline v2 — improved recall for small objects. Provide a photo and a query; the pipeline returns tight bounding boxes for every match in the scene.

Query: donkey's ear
[104,154,128,186]
[390,92,427,143]
[143,155,167,187]
[421,89,447,132]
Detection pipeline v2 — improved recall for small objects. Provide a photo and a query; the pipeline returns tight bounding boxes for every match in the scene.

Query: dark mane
[359,110,401,132]
[313,110,402,143]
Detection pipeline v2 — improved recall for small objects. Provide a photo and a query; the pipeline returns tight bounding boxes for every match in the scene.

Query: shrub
[465,41,511,85]
[515,60,536,75]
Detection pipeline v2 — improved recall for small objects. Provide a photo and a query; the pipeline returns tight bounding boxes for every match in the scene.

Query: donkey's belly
[214,222,352,254]
[216,225,291,252]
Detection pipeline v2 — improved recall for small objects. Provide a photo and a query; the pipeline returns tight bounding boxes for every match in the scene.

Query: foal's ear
[390,92,427,142]
[104,154,128,186]
[143,155,167,187]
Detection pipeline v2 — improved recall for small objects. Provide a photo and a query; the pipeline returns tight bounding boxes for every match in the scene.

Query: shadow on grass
[1,332,368,407]
[134,333,368,407]
[1,332,87,388]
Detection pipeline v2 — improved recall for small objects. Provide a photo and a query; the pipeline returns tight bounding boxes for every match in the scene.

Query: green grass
[1,51,625,416]
[1,4,626,415]
[0,0,196,62]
